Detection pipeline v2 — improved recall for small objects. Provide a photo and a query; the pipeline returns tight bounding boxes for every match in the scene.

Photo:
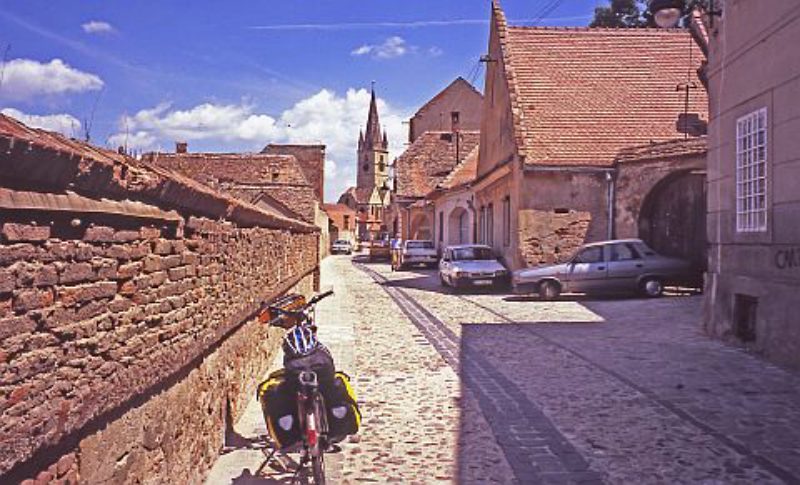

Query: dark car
[511,239,694,299]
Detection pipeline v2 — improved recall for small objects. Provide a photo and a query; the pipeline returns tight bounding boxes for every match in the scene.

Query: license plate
[473,280,492,286]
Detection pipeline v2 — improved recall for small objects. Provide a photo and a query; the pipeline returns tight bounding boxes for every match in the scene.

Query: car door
[607,242,644,291]
[566,245,608,293]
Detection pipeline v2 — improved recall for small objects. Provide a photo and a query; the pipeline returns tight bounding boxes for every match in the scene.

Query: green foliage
[589,0,651,28]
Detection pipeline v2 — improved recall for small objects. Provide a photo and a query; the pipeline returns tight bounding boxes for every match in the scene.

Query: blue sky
[0,0,599,201]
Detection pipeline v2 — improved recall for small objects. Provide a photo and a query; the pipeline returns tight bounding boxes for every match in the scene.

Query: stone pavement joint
[355,261,604,484]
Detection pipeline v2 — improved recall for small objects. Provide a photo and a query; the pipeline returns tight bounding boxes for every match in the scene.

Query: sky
[0,0,601,202]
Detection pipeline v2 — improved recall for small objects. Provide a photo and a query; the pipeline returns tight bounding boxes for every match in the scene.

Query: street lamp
[650,0,683,28]
[650,0,723,28]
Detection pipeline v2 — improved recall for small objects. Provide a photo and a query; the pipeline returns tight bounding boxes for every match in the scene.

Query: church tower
[356,88,390,193]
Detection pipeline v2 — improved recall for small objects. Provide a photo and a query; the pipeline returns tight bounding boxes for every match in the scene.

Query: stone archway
[410,213,432,240]
[638,170,706,272]
[447,207,470,245]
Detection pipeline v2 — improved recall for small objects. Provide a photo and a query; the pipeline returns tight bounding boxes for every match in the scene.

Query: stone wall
[518,209,591,267]
[0,114,320,483]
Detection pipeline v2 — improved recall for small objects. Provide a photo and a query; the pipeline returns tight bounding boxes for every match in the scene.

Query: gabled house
[392,130,479,241]
[427,145,480,249]
[408,77,483,143]
[475,1,708,269]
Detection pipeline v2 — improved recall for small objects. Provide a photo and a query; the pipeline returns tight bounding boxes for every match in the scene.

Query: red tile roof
[0,114,316,232]
[615,136,707,163]
[144,152,310,187]
[262,144,326,201]
[394,131,480,198]
[498,20,707,167]
[437,145,479,191]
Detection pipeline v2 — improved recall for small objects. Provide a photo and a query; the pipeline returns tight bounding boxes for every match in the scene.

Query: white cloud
[428,46,444,57]
[0,58,103,101]
[81,21,115,34]
[107,130,156,151]
[351,36,408,59]
[1,108,81,137]
[110,88,411,202]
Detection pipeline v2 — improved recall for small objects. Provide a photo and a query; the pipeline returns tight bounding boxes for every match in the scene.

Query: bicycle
[258,290,335,485]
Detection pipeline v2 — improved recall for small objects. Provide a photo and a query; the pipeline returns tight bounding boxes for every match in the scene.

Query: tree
[589,0,650,28]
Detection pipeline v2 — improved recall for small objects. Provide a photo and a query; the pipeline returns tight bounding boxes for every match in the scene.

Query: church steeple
[364,88,385,150]
[356,84,390,197]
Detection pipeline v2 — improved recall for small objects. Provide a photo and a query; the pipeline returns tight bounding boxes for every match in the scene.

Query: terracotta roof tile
[144,152,310,187]
[438,145,479,191]
[501,25,708,167]
[394,131,480,198]
[615,136,707,163]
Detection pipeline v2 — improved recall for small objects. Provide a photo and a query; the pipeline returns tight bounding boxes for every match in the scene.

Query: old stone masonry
[209,255,800,484]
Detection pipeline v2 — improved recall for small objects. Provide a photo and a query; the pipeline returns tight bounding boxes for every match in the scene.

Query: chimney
[450,111,461,133]
[176,141,188,154]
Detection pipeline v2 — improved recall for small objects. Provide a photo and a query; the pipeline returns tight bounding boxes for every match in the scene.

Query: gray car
[511,239,693,299]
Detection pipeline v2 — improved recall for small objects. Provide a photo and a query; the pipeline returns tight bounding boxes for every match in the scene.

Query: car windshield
[334,240,349,245]
[452,247,495,261]
[407,241,434,249]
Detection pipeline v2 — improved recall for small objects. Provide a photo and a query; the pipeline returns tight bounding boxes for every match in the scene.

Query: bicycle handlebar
[261,290,334,327]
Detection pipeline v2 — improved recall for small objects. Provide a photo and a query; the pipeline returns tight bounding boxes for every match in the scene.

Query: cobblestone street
[210,254,800,484]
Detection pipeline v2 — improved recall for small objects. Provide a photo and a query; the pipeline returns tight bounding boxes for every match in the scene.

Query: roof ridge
[508,25,688,32]
[411,77,483,119]
[492,0,529,162]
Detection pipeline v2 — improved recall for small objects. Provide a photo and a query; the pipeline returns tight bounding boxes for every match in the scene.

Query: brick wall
[0,114,321,484]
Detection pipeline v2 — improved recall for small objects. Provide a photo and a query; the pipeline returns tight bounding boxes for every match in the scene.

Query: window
[574,246,604,264]
[343,215,350,229]
[487,203,494,246]
[610,243,640,261]
[736,108,768,232]
[438,211,443,242]
[452,246,495,261]
[502,197,511,247]
[362,163,369,172]
[478,206,485,243]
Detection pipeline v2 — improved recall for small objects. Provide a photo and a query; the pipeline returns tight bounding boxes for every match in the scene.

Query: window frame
[735,107,768,233]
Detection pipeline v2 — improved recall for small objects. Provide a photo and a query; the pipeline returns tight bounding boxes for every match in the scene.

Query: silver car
[512,239,694,299]
[439,244,509,290]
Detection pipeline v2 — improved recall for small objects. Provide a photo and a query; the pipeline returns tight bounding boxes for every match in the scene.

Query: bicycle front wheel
[311,451,326,485]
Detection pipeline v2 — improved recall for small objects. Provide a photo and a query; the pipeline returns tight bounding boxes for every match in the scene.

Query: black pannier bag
[257,369,301,449]
[325,371,361,442]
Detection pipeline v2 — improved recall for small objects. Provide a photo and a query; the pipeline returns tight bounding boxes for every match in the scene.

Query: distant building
[392,130,479,242]
[427,145,480,249]
[474,2,707,269]
[408,77,483,143]
[323,203,357,244]
[262,144,326,202]
[337,88,391,241]
[704,2,800,369]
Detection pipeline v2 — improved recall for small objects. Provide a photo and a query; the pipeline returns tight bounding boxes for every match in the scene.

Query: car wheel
[641,277,664,298]
[539,280,561,300]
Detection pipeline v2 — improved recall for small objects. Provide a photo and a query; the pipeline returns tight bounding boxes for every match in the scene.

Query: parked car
[368,239,391,261]
[439,244,509,290]
[511,239,694,299]
[331,239,352,255]
[398,240,438,269]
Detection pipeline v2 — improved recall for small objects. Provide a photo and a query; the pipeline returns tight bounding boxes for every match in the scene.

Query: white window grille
[735,108,768,232]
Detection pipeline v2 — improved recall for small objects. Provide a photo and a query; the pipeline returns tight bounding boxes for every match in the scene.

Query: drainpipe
[606,171,615,240]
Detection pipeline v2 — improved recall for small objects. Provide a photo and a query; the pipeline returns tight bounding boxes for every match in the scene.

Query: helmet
[283,325,318,357]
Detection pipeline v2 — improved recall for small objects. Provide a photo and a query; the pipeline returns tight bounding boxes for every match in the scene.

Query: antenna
[0,43,11,96]
[84,87,104,142]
